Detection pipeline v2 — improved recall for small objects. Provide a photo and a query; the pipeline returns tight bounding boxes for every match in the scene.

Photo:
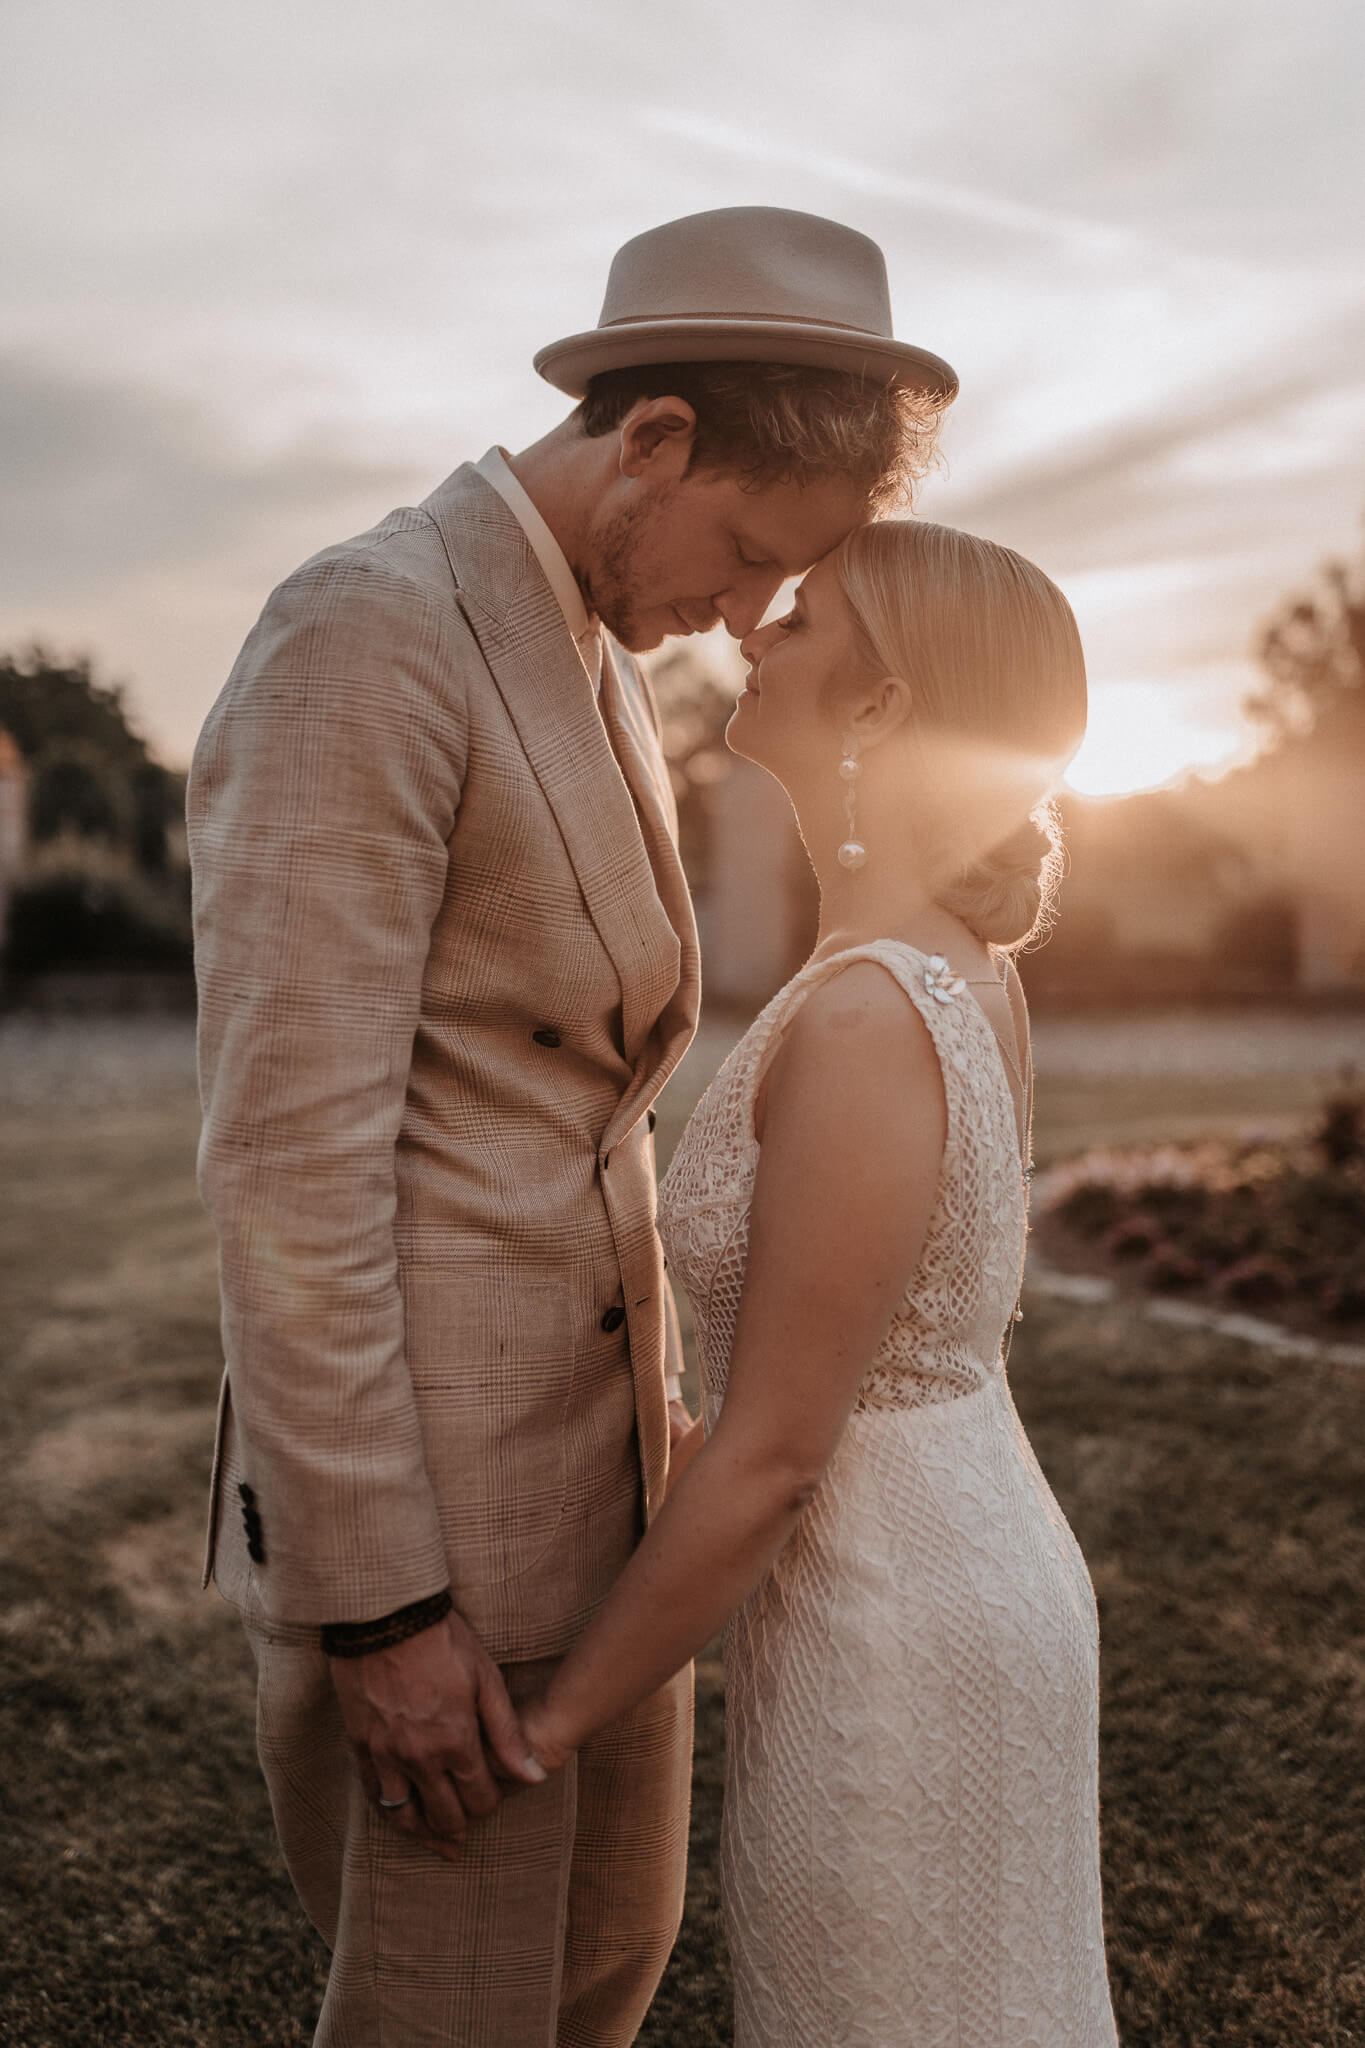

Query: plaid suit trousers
[248,1618,694,2046]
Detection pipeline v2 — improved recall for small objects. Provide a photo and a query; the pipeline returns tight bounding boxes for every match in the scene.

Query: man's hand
[329,1609,546,1860]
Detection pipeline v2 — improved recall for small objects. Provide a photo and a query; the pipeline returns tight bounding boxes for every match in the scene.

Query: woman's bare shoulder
[796,956,930,1029]
[773,959,939,1089]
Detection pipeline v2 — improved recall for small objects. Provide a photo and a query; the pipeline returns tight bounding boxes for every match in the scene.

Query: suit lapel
[596,640,702,1144]
[425,467,694,1069]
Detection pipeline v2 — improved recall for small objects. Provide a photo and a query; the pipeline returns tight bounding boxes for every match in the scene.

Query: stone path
[1026,1257,1365,1369]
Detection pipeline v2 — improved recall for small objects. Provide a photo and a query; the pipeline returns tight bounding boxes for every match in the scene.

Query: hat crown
[598,206,894,339]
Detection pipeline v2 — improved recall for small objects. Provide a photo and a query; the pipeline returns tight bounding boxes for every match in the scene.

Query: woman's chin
[725,696,761,764]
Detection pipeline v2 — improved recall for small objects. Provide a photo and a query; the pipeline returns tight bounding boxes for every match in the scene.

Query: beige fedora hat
[534,205,958,402]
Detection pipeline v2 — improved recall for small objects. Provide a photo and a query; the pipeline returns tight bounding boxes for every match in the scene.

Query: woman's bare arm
[520,963,948,1769]
[664,1415,706,1497]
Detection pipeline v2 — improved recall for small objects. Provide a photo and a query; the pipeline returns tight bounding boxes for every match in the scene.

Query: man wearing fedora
[189,205,954,2045]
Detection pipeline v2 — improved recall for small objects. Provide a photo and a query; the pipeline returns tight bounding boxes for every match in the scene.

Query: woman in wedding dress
[521,519,1119,2046]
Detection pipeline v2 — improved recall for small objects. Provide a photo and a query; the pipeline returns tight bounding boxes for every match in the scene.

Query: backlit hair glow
[834,520,1088,950]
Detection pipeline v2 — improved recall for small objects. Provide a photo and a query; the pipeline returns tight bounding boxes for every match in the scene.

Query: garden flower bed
[1031,1087,1365,1338]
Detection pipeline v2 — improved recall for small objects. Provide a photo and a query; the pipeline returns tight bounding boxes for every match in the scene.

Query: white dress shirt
[475,446,602,693]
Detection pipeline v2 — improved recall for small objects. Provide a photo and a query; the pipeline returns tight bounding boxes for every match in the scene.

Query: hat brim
[533,318,958,402]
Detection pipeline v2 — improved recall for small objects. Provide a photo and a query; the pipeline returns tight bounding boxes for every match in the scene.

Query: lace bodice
[658,940,1028,1418]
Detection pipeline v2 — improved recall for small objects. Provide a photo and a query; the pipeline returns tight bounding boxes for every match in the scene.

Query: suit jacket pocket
[403,1271,574,1593]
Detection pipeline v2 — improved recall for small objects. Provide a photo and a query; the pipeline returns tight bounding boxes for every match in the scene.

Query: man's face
[579,451,871,655]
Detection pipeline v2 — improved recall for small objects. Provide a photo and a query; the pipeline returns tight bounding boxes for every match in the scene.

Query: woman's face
[728,554,869,781]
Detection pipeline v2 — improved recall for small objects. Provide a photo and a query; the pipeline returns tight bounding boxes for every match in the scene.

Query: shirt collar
[475,446,596,647]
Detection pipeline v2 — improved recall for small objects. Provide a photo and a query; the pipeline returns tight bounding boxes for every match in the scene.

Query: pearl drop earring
[837,739,867,872]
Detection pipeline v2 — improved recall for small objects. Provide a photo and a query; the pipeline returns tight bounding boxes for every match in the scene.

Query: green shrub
[1037,1112,1365,1330]
[4,864,192,974]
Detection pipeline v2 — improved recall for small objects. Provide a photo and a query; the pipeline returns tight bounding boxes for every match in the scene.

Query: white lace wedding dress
[657,941,1118,2047]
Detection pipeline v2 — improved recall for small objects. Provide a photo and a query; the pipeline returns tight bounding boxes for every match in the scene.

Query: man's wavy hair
[577,360,948,515]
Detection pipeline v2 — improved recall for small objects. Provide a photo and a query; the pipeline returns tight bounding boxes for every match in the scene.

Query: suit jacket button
[647,1109,657,1132]
[532,1028,562,1048]
[600,1305,626,1334]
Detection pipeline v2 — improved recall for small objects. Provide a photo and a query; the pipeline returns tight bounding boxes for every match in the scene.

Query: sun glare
[1064,681,1253,799]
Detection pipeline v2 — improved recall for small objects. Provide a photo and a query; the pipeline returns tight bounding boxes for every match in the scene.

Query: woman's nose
[740,619,782,665]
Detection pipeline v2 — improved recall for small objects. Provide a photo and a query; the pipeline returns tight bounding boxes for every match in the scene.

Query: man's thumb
[480,1669,548,1783]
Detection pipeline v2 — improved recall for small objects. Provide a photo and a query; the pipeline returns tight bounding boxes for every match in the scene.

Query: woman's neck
[785,768,998,975]
[809,862,996,978]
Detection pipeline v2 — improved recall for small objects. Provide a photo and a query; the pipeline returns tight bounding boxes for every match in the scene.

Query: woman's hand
[517,1692,576,1778]
[666,1414,706,1498]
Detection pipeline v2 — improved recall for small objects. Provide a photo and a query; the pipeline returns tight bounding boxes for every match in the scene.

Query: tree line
[1,530,1361,988]
[0,650,192,979]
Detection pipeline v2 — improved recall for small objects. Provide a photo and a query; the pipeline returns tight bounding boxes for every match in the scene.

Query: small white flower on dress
[924,954,966,1004]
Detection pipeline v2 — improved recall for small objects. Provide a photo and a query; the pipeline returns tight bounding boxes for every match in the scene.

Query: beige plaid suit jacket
[189,463,701,1662]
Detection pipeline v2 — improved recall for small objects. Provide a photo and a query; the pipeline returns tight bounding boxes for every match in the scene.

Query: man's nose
[718,567,787,642]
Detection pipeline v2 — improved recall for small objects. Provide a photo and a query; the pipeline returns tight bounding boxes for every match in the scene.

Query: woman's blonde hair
[834,520,1087,950]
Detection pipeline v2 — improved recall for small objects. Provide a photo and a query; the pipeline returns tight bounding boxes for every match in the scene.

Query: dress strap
[748,941,970,1139]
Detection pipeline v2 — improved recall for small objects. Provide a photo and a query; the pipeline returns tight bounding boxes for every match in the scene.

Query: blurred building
[1197,737,1365,994]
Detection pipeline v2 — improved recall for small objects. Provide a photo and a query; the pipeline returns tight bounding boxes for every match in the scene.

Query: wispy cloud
[638,108,1156,267]
[933,312,1365,542]
[1,0,1361,773]
[0,354,419,602]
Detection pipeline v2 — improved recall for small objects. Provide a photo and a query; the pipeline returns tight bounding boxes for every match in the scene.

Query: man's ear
[618,396,698,479]
[846,675,913,749]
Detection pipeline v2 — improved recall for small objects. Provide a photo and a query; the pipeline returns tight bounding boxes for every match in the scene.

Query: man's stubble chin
[582,498,670,655]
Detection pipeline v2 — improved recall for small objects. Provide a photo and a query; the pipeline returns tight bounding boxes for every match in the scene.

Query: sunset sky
[3,0,1362,795]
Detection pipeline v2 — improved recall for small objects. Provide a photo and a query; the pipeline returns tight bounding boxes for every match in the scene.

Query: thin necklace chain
[962,973,1030,1130]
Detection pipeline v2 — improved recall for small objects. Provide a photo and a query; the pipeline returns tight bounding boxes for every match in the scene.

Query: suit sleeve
[188,549,470,1625]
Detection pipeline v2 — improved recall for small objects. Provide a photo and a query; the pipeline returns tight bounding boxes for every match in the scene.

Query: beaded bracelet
[320,1587,453,1659]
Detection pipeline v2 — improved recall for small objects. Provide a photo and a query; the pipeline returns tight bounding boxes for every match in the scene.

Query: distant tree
[0,647,147,769]
[0,648,191,981]
[1249,543,1365,755]
[30,750,124,842]
[0,647,181,868]
[6,867,193,975]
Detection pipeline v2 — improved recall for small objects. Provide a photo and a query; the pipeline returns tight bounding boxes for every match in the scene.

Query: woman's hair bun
[934,802,1064,951]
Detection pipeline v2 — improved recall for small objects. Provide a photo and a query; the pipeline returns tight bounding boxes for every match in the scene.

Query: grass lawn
[2,1016,1362,2045]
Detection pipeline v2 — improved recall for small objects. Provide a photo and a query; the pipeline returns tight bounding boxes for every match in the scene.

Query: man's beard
[581,497,668,654]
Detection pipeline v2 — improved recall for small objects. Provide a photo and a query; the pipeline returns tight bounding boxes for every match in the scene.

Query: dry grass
[2,1014,1363,2044]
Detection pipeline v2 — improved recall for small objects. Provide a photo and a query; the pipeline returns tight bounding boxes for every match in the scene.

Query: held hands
[517,1691,576,1780]
[329,1607,547,1862]
[337,1403,701,1856]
